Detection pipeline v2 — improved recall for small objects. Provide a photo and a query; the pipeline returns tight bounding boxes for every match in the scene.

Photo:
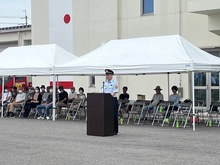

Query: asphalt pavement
[0,118,219,165]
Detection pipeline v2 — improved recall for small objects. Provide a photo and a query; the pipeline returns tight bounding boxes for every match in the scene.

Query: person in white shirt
[68,87,78,103]
[6,87,26,118]
[0,86,12,109]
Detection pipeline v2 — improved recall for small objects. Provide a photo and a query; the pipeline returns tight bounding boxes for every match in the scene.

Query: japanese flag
[49,0,73,53]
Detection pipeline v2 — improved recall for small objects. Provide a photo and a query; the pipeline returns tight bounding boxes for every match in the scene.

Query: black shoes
[9,112,15,118]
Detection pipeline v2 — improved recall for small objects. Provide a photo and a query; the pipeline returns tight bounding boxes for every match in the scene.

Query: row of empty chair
[119,99,220,128]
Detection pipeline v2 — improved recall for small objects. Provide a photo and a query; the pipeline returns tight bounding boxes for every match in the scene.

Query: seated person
[118,86,129,120]
[27,87,35,100]
[10,86,18,102]
[6,87,26,118]
[23,86,29,96]
[41,86,50,103]
[23,86,42,118]
[119,86,129,103]
[68,87,78,104]
[0,86,12,110]
[40,85,46,96]
[69,87,86,105]
[167,86,180,117]
[56,86,68,116]
[37,86,54,120]
[142,86,164,120]
[70,87,87,115]
[76,87,86,100]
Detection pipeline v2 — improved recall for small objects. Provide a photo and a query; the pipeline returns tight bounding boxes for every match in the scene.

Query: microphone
[102,81,105,93]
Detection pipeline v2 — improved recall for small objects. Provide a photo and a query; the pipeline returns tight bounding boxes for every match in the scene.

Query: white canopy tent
[0,44,77,76]
[0,44,78,120]
[56,35,220,131]
[58,35,220,75]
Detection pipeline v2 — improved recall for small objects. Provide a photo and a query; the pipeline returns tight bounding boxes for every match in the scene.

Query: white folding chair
[65,99,85,120]
[152,101,172,126]
[137,100,151,125]
[127,100,146,124]
[206,101,220,127]
[195,100,205,123]
[172,102,192,128]
[118,99,129,121]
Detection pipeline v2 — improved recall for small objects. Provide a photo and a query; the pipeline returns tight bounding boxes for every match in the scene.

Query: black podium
[87,93,114,136]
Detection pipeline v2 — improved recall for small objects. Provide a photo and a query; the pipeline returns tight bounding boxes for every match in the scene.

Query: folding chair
[195,100,205,123]
[151,101,173,126]
[118,99,129,123]
[73,99,87,120]
[15,104,24,117]
[172,102,192,128]
[127,100,147,125]
[206,101,220,127]
[137,100,151,124]
[65,99,84,120]
[118,99,129,111]
[59,105,68,119]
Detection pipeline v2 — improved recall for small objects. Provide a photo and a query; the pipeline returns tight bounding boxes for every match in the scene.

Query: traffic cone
[120,118,124,125]
[176,120,179,128]
[67,113,71,121]
[184,117,187,125]
[159,106,163,112]
[209,120,212,127]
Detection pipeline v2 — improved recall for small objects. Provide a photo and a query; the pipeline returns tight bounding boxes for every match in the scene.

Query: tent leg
[1,76,4,118]
[167,73,170,99]
[192,72,195,131]
[52,75,56,121]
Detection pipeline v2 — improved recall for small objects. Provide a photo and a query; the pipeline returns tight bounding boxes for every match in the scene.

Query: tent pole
[1,76,4,118]
[52,74,56,121]
[192,72,195,131]
[167,73,170,99]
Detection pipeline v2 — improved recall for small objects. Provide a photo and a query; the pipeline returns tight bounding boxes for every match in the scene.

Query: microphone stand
[102,81,105,93]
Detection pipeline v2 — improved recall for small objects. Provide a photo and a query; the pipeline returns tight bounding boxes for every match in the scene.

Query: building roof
[0,25,31,33]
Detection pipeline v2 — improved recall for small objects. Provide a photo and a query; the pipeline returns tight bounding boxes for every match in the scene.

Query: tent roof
[0,44,77,76]
[58,35,220,75]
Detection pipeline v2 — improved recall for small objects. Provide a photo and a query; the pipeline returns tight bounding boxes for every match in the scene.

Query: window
[89,76,95,87]
[143,0,154,14]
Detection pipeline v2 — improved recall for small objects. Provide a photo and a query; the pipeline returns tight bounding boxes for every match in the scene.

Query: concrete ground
[0,118,219,165]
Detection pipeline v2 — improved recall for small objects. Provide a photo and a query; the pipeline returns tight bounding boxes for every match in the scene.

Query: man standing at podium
[103,69,118,135]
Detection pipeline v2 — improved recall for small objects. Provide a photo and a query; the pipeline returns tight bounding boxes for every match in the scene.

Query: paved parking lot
[0,118,219,165]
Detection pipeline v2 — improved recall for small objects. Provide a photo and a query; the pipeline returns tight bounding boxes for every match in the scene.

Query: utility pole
[21,10,28,26]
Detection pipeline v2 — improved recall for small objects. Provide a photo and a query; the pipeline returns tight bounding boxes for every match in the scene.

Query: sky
[0,0,31,28]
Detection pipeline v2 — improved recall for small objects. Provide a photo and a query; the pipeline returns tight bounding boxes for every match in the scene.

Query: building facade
[31,0,220,107]
[0,25,31,52]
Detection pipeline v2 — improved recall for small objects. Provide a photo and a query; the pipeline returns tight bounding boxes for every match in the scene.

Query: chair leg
[152,107,159,126]
[137,108,144,125]
[34,110,38,118]
[162,110,169,127]
[172,114,177,127]
[127,112,131,124]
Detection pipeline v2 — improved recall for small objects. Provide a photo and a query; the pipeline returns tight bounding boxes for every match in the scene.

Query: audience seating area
[1,86,220,128]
